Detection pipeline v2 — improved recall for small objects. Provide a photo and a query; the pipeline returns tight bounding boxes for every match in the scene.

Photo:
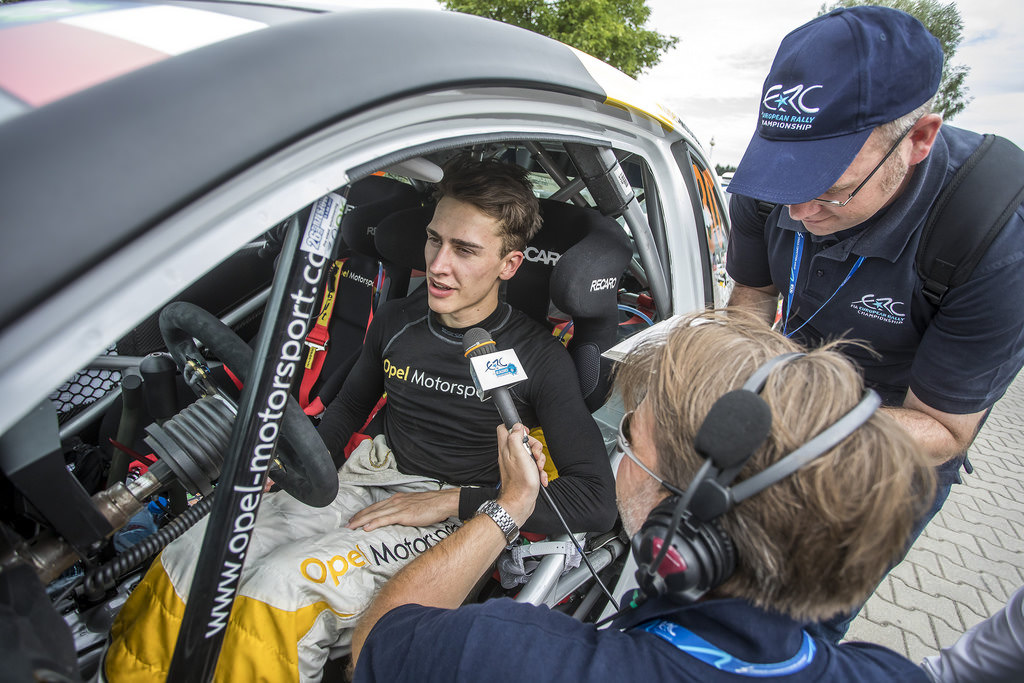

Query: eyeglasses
[811,125,914,207]
[615,410,685,497]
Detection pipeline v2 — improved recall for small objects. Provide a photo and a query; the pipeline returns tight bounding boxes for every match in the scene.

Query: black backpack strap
[917,134,1024,305]
[755,200,778,226]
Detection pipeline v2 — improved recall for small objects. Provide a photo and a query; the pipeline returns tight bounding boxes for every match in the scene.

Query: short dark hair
[435,156,542,254]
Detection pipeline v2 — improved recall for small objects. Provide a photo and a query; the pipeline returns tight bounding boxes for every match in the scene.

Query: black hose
[83,495,214,594]
[108,371,143,487]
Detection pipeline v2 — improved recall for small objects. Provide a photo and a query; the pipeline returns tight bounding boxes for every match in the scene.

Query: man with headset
[350,312,937,681]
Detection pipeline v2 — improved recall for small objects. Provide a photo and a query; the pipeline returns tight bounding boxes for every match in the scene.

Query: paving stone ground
[846,372,1024,664]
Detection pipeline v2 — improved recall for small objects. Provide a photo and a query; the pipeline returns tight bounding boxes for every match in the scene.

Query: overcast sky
[372,1,1023,167]
[638,0,1024,166]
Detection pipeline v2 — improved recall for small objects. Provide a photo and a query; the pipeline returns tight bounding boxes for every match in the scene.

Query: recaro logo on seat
[524,247,561,266]
[590,277,617,292]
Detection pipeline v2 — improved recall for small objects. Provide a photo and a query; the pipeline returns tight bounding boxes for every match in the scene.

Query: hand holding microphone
[463,329,619,605]
[496,424,547,526]
[463,327,547,524]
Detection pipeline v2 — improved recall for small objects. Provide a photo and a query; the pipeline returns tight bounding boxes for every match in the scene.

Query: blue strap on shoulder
[637,619,816,677]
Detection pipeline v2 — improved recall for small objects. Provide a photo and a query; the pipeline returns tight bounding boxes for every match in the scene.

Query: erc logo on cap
[761,83,824,132]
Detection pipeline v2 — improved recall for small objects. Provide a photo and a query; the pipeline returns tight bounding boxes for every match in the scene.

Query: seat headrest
[375,205,432,271]
[515,199,631,323]
[338,176,423,259]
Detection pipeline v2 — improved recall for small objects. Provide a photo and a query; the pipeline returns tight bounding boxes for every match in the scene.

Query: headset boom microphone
[693,390,773,472]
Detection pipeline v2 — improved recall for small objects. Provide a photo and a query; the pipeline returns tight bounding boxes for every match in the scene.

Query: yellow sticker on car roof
[568,46,682,132]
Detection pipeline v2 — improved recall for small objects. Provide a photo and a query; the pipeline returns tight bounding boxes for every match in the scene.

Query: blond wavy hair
[613,310,935,621]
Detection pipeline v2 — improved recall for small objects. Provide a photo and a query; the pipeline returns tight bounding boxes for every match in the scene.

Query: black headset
[630,352,882,605]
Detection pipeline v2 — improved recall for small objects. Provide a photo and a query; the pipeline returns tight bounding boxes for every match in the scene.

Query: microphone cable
[592,589,647,628]
[462,327,618,613]
[535,479,618,608]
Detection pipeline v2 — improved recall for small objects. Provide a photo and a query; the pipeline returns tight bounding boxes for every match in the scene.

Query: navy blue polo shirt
[727,126,1024,410]
[354,597,926,682]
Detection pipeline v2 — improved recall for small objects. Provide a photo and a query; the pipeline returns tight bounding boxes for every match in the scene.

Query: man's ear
[907,113,943,165]
[499,250,524,281]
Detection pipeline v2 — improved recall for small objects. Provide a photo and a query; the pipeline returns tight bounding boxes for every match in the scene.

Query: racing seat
[372,198,633,411]
[296,176,423,415]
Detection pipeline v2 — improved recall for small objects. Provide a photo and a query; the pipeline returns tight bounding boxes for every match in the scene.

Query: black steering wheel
[158,301,339,507]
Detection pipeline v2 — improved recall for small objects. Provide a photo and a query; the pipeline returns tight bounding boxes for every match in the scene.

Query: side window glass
[690,155,731,307]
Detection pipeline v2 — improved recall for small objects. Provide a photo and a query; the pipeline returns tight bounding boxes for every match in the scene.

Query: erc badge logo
[485,357,518,378]
[761,83,822,132]
[850,293,906,325]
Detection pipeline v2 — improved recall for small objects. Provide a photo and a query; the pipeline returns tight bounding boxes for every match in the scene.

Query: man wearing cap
[726,6,1024,640]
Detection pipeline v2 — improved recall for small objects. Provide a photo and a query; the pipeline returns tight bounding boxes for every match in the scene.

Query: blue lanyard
[782,232,865,337]
[637,619,816,677]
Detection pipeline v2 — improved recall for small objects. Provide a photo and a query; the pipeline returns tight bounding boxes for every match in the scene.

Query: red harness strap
[299,259,346,413]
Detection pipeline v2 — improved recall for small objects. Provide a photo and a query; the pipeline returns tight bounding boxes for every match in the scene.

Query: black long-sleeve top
[318,288,616,534]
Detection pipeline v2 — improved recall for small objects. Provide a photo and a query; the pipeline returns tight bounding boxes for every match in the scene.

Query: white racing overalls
[105,436,461,682]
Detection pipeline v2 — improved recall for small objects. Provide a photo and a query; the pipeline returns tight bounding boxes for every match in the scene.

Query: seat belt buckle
[304,328,329,352]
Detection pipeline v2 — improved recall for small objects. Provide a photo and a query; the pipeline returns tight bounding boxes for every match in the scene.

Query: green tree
[715,164,737,176]
[442,0,677,78]
[819,0,971,120]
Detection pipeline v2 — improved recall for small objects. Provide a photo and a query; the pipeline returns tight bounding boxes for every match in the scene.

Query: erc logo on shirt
[383,357,481,399]
[850,293,906,325]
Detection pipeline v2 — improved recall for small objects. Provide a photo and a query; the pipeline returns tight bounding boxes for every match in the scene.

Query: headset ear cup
[630,497,676,600]
[705,518,736,590]
[630,497,738,604]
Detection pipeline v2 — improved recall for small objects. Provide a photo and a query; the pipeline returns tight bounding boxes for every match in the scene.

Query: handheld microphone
[462,327,527,437]
[463,327,619,608]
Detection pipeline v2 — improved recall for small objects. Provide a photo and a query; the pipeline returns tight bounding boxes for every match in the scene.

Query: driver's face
[424,196,523,329]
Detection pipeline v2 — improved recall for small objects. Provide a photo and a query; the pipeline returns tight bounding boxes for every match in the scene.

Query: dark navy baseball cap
[728,6,943,204]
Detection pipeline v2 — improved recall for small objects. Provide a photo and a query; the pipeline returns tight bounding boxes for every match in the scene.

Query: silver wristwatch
[477,500,520,544]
